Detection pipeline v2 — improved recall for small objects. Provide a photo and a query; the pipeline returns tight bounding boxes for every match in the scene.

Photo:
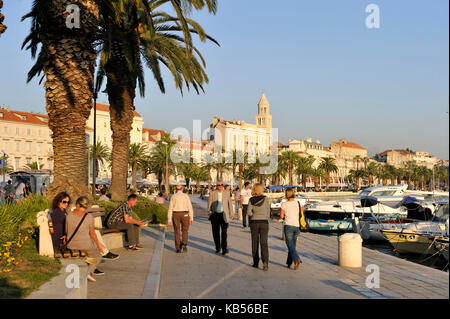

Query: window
[15,159,19,169]
[38,130,41,137]
[26,158,31,164]
[104,122,106,128]
[27,128,31,136]
[3,126,7,134]
[16,142,20,151]
[37,143,42,153]
[26,142,31,152]
[3,141,8,151]
[16,127,20,136]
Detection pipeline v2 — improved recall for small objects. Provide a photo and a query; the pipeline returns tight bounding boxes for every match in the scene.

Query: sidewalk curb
[142,225,166,299]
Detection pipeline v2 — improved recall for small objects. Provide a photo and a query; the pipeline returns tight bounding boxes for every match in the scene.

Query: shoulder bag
[297,201,309,232]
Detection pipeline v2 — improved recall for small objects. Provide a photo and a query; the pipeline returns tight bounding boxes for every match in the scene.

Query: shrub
[94,195,168,225]
[0,195,50,243]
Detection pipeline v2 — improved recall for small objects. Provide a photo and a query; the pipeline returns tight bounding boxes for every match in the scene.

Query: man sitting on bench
[105,194,147,251]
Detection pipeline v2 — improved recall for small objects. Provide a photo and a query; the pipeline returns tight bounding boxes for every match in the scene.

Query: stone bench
[36,206,127,258]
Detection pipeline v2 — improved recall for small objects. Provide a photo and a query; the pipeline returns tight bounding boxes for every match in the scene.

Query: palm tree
[311,167,326,191]
[353,155,363,170]
[151,134,177,193]
[23,162,44,170]
[366,162,378,186]
[295,156,314,190]
[89,141,111,178]
[0,0,6,36]
[404,161,416,189]
[280,151,300,186]
[22,0,100,201]
[190,164,210,190]
[213,154,232,181]
[96,0,219,200]
[318,157,338,190]
[348,169,366,191]
[129,143,148,190]
[0,156,12,174]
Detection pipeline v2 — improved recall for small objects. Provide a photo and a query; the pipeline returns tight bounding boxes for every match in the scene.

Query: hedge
[93,195,168,225]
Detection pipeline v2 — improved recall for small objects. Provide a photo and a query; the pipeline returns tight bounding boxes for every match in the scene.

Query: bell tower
[256,91,272,129]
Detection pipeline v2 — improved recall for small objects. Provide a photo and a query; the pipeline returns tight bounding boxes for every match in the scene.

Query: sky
[0,0,448,159]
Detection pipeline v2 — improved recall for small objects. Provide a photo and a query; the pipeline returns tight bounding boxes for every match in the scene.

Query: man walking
[240,182,252,228]
[168,185,194,253]
[207,181,234,255]
[105,194,146,251]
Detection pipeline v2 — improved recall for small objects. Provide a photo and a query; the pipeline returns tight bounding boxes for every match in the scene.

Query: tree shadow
[0,277,24,299]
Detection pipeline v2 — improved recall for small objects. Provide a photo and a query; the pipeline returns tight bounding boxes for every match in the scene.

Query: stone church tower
[255,92,272,130]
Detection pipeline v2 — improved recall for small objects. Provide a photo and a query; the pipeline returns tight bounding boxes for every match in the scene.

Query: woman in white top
[280,188,302,270]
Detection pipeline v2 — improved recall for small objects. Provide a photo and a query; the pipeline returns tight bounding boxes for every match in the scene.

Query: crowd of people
[1,177,48,204]
[167,182,304,271]
[48,192,147,282]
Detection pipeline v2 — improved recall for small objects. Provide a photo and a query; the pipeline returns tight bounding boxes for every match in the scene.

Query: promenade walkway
[157,195,448,299]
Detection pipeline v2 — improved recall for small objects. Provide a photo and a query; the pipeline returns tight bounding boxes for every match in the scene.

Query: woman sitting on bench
[66,196,106,282]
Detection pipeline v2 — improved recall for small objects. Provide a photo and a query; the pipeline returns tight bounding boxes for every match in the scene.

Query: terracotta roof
[332,140,367,151]
[323,147,332,152]
[0,108,48,126]
[142,128,165,142]
[96,103,142,118]
[378,149,412,156]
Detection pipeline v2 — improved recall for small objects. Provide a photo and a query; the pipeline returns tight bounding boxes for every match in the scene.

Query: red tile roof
[332,140,367,151]
[378,149,412,156]
[96,103,142,118]
[0,108,48,126]
[142,128,165,142]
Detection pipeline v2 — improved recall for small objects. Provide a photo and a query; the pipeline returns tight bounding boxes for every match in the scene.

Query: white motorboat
[381,200,449,255]
[358,195,438,242]
[270,194,321,219]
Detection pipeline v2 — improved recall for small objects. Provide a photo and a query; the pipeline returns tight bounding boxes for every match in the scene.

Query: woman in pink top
[155,192,165,204]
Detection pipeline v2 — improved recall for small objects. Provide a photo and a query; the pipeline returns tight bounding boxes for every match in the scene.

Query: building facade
[209,93,273,156]
[0,108,53,171]
[330,139,369,178]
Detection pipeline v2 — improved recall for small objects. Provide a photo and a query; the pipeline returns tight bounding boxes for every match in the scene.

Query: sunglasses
[217,184,224,186]
[61,200,70,204]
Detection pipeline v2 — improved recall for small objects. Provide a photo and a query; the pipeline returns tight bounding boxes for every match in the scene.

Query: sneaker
[102,252,120,260]
[294,260,301,270]
[93,269,105,276]
[128,245,139,251]
[287,264,292,269]
[135,244,144,250]
[87,274,96,282]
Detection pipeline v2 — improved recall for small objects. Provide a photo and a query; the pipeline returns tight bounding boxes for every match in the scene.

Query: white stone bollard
[36,209,54,258]
[338,233,362,268]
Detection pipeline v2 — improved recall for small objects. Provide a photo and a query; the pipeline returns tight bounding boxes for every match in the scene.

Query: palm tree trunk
[132,163,137,190]
[108,75,136,200]
[45,0,99,202]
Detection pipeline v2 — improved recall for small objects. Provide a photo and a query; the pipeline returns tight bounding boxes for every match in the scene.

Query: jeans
[284,225,301,266]
[242,204,249,227]
[250,220,269,265]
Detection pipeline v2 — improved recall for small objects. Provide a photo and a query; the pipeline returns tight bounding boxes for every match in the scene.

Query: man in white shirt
[168,185,194,253]
[240,182,252,228]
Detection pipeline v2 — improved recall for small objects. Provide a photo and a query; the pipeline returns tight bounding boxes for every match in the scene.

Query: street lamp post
[162,141,169,196]
[92,90,98,197]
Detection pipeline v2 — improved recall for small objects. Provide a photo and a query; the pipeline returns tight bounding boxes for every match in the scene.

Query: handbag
[60,213,88,255]
[298,201,309,232]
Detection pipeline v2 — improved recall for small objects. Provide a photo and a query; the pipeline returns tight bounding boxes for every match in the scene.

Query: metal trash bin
[338,233,362,268]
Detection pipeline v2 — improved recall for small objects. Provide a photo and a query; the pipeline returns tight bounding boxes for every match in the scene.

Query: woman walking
[66,196,106,282]
[280,188,302,270]
[247,184,271,271]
